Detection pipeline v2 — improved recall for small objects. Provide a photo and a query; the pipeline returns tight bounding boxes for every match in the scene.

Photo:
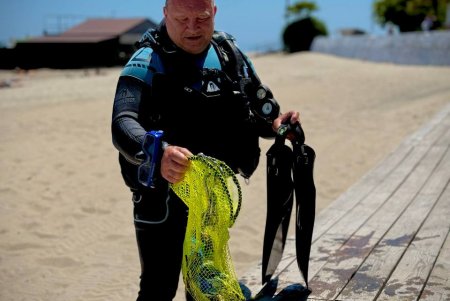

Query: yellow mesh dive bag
[170,154,245,301]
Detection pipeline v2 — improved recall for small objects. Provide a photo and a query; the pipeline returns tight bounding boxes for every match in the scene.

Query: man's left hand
[272,110,301,141]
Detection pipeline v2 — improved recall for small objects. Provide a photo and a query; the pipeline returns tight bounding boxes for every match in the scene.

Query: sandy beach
[1,52,449,301]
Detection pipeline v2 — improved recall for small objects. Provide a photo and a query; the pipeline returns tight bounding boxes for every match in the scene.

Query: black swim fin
[292,126,316,288]
[261,122,316,288]
[262,133,294,284]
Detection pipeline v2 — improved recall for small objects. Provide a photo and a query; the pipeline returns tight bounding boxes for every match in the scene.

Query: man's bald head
[165,0,215,8]
[163,0,217,54]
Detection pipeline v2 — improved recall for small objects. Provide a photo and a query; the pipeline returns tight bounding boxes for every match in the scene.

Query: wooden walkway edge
[240,102,450,301]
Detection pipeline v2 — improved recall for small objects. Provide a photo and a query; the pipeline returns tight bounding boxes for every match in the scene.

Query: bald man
[111,0,300,299]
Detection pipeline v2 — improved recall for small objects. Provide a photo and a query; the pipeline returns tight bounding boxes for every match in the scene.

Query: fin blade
[262,143,294,284]
[293,144,316,287]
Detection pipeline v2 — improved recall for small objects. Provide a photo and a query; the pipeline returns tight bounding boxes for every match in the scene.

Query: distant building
[339,28,366,36]
[1,18,157,69]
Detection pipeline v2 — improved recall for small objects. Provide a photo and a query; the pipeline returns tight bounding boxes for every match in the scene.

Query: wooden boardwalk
[241,102,450,300]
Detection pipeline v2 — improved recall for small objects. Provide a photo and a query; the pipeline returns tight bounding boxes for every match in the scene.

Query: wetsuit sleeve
[111,46,163,166]
[111,76,148,165]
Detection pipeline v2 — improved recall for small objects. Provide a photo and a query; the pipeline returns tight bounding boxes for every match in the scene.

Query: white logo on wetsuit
[206,81,220,93]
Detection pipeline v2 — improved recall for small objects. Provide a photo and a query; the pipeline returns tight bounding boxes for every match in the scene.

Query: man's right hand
[160,145,193,184]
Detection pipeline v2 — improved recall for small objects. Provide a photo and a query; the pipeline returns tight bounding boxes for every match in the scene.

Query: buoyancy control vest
[118,24,279,187]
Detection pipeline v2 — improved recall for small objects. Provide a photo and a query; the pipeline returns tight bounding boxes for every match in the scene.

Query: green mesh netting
[170,154,245,301]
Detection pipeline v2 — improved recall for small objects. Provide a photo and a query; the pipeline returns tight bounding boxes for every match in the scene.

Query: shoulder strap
[212,32,280,126]
[212,31,261,92]
[135,20,180,59]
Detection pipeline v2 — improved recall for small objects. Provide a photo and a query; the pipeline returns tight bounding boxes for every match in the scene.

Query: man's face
[164,0,217,54]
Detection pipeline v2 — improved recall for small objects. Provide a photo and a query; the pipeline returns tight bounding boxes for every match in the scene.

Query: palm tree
[285,0,291,24]
[286,1,318,18]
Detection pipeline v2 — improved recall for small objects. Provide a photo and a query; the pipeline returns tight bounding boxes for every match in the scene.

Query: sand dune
[1,52,449,301]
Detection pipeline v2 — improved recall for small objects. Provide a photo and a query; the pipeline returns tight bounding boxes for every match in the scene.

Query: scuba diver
[111,0,301,300]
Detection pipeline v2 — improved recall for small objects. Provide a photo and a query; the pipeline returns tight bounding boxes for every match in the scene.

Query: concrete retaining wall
[311,30,450,66]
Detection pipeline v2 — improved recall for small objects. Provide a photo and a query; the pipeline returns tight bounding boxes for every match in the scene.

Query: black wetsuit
[111,24,277,300]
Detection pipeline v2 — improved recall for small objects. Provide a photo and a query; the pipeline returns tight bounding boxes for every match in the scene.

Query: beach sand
[1,52,449,301]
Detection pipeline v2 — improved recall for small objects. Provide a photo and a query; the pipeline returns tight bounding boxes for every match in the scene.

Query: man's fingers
[160,145,192,183]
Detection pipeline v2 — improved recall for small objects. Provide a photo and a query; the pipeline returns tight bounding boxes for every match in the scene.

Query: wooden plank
[239,141,414,294]
[312,144,412,239]
[310,102,450,245]
[307,132,449,300]
[239,147,416,294]
[338,147,450,300]
[303,143,438,283]
[241,108,449,296]
[419,230,450,301]
[239,237,297,292]
[313,104,450,242]
[240,104,450,297]
[377,183,450,300]
[402,102,450,147]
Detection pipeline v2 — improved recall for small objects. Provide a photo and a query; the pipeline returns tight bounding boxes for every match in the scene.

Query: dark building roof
[23,18,157,44]
[5,17,158,69]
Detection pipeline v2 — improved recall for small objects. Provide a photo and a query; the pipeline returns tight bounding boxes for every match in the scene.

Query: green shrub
[283,17,328,53]
[373,0,449,32]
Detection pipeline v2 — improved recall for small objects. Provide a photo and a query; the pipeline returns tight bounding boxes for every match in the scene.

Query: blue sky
[0,0,385,51]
